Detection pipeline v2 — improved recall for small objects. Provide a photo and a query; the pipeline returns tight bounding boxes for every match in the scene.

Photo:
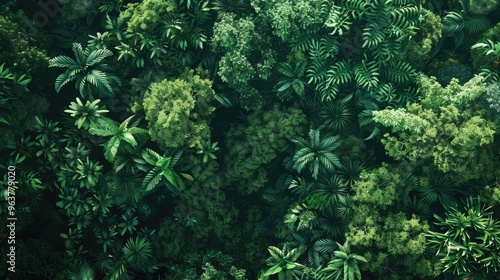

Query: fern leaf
[374,83,395,102]
[55,72,76,93]
[49,56,78,68]
[313,239,337,254]
[86,70,114,94]
[387,61,415,83]
[362,23,385,48]
[306,60,327,84]
[324,5,352,35]
[86,49,113,67]
[443,12,464,33]
[354,59,379,90]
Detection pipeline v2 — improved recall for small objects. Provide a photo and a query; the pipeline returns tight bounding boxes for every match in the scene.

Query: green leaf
[263,264,283,276]
[156,157,171,169]
[277,81,292,92]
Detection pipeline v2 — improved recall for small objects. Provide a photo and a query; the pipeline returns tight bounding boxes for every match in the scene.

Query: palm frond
[86,49,114,67]
[418,169,456,209]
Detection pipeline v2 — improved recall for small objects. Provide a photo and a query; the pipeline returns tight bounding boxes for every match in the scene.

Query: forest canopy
[0,0,499,279]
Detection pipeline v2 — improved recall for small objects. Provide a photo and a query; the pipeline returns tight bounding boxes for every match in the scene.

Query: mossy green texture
[224,104,307,194]
[143,70,215,149]
[375,75,499,183]
[347,164,439,280]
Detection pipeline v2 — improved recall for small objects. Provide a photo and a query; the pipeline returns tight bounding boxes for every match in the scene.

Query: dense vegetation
[1,0,499,279]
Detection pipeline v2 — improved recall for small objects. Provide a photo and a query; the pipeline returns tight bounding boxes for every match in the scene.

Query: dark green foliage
[123,236,157,272]
[212,0,252,15]
[0,8,50,71]
[196,139,220,163]
[311,175,349,210]
[284,231,337,269]
[335,160,364,187]
[3,1,500,279]
[140,148,186,193]
[442,0,491,49]
[317,242,367,280]
[67,262,95,280]
[315,97,354,132]
[225,104,307,194]
[292,129,342,180]
[427,197,500,278]
[275,61,307,100]
[49,43,121,100]
[0,63,31,125]
[404,195,432,221]
[88,115,148,162]
[317,206,349,241]
[417,169,457,209]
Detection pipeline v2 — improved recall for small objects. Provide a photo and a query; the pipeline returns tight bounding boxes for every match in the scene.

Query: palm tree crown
[49,43,121,99]
[292,129,342,179]
[88,115,148,162]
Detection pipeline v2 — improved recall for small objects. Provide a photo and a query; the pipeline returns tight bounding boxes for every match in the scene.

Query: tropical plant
[142,71,216,149]
[117,212,139,236]
[404,195,432,221]
[123,236,157,272]
[64,143,90,167]
[49,43,121,99]
[418,169,457,209]
[316,97,354,132]
[141,148,189,193]
[35,138,60,161]
[67,261,95,280]
[92,192,113,217]
[65,98,109,129]
[284,231,337,269]
[292,129,342,179]
[260,245,307,279]
[212,0,252,15]
[88,115,148,162]
[308,175,349,211]
[427,197,500,279]
[33,116,62,144]
[318,242,367,280]
[196,139,220,163]
[94,227,118,254]
[442,0,490,49]
[56,186,94,230]
[335,160,364,187]
[108,169,145,203]
[75,157,103,188]
[472,39,500,59]
[275,61,307,100]
[317,204,349,240]
[98,0,124,14]
[0,63,32,124]
[472,39,500,82]
[284,203,317,231]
